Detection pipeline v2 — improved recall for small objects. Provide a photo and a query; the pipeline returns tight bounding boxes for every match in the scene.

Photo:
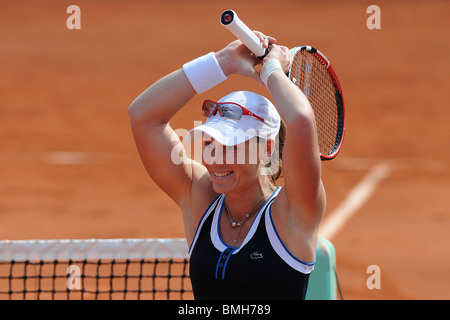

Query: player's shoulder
[271,185,318,231]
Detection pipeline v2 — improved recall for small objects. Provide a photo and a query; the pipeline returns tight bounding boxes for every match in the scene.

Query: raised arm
[262,44,326,227]
[128,69,198,206]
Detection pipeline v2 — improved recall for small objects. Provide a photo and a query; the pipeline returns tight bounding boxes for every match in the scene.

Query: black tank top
[188,187,315,300]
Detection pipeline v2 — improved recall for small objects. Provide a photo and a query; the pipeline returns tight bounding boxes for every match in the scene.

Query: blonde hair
[258,118,286,186]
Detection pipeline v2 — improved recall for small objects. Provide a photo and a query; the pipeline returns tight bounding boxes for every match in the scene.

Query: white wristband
[260,59,284,87]
[182,52,227,94]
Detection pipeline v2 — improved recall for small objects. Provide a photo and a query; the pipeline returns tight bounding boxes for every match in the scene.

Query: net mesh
[289,47,344,159]
[0,238,193,300]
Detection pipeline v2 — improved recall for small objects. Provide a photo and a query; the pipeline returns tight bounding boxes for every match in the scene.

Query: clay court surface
[1,0,449,299]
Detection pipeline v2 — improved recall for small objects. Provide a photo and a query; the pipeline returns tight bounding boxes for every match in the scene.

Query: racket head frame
[288,46,346,161]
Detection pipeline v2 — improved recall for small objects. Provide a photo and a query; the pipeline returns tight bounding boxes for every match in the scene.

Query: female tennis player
[128,32,325,300]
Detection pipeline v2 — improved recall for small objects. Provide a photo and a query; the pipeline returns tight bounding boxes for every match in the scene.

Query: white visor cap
[187,91,281,146]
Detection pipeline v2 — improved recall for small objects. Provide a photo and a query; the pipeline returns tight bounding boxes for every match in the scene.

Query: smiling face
[202,134,271,194]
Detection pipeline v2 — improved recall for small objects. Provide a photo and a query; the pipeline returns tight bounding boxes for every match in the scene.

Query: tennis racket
[220,10,345,161]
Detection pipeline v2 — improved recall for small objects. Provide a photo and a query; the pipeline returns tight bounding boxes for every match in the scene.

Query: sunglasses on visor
[202,100,275,127]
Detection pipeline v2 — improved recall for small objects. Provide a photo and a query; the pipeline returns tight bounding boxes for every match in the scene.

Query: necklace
[224,185,274,244]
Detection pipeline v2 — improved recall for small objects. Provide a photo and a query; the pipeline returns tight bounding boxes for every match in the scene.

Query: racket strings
[290,50,340,156]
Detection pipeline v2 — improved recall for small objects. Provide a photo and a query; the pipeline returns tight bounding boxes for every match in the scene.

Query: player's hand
[253,30,277,49]
[215,40,261,84]
[263,44,292,74]
[216,31,277,86]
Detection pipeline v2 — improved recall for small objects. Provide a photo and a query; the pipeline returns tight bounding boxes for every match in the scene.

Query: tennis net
[0,238,193,300]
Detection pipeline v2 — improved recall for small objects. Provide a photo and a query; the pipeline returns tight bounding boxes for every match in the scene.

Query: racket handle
[220,10,268,59]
